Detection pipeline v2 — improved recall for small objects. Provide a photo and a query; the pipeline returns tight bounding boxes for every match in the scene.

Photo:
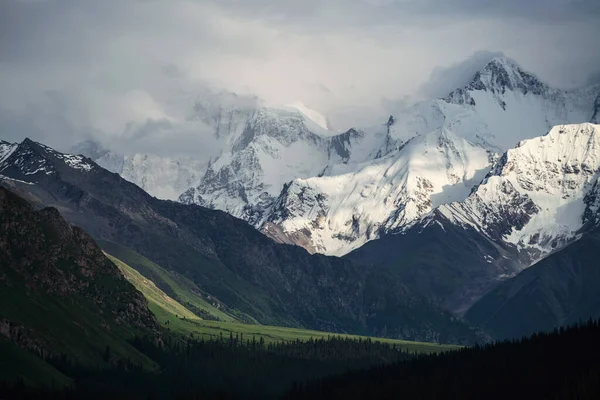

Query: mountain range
[72,57,600,260]
[3,54,600,344]
[0,138,481,344]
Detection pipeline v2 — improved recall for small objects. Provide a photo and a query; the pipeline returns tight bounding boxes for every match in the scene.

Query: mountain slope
[0,336,71,388]
[347,213,519,315]
[0,138,481,344]
[99,241,241,323]
[105,253,201,322]
[0,186,157,367]
[101,245,461,354]
[465,230,600,340]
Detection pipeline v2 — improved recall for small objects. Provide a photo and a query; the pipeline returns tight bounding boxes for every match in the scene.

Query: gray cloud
[419,51,506,100]
[116,118,221,158]
[0,0,598,151]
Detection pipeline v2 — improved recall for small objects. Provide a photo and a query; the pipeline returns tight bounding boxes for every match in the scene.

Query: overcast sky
[0,0,599,153]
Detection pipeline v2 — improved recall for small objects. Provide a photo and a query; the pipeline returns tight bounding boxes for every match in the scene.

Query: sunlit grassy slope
[100,241,240,322]
[107,252,461,354]
[106,253,199,321]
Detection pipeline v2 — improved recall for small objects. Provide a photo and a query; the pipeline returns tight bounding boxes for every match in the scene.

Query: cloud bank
[0,0,598,152]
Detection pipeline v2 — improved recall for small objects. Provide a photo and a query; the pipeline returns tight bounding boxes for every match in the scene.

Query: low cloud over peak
[0,0,598,151]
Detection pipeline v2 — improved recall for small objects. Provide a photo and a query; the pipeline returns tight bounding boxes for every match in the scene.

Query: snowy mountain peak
[469,57,547,96]
[0,138,96,179]
[439,123,600,263]
[65,57,600,257]
[444,56,548,110]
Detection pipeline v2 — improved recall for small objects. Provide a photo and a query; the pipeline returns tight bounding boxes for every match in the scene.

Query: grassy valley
[107,249,460,354]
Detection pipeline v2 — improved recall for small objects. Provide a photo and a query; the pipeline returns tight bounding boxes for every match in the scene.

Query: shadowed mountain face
[0,138,483,344]
[0,186,156,364]
[346,213,521,316]
[465,230,600,340]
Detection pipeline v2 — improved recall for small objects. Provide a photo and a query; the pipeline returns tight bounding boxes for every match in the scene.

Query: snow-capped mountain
[69,56,600,258]
[72,91,339,202]
[1,138,96,179]
[263,129,492,255]
[347,122,600,315]
[257,57,600,255]
[179,106,336,224]
[439,123,600,263]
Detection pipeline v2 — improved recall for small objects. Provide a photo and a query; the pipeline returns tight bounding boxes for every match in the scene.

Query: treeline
[0,334,415,399]
[285,319,600,400]
[6,321,599,399]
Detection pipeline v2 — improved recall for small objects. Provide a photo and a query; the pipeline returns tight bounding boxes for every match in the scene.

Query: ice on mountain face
[265,129,492,256]
[119,154,207,200]
[440,123,600,263]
